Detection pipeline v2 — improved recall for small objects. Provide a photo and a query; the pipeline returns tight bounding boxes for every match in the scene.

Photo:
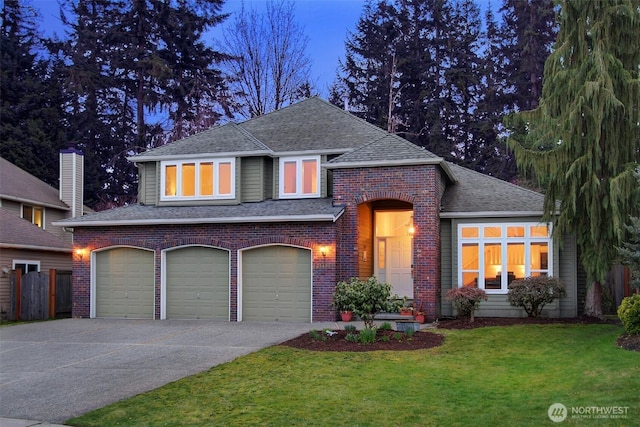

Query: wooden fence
[8,269,72,321]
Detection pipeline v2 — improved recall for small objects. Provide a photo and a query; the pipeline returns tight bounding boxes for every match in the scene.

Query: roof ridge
[446,161,545,197]
[231,122,272,152]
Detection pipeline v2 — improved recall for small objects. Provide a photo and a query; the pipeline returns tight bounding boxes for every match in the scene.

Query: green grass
[68,324,639,427]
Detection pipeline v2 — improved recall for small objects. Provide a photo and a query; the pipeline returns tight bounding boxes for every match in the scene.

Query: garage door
[242,245,311,322]
[165,246,229,319]
[95,247,154,318]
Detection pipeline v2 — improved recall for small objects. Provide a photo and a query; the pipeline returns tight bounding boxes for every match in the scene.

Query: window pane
[507,243,525,280]
[33,207,43,228]
[283,161,297,194]
[507,226,525,237]
[200,163,214,196]
[530,242,549,270]
[218,162,232,195]
[23,206,32,222]
[165,165,177,196]
[462,243,479,270]
[484,226,501,238]
[484,243,502,274]
[462,273,478,287]
[182,163,196,196]
[302,159,317,194]
[461,227,478,238]
[531,225,549,237]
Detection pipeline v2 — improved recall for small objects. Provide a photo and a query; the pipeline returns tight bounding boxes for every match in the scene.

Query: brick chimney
[59,147,84,218]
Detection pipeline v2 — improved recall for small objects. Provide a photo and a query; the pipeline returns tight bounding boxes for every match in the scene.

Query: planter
[340,311,353,322]
[400,309,413,316]
[414,313,426,324]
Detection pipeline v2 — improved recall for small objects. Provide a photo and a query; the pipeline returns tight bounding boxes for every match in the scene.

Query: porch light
[319,246,328,257]
[75,248,86,260]
[407,215,415,236]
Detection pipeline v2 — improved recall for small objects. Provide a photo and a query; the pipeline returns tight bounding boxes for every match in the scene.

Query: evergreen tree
[1,0,66,186]
[507,0,640,317]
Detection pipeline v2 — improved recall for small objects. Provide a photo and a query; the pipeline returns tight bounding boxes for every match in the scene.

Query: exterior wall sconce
[75,248,86,260]
[320,246,328,257]
[408,224,415,236]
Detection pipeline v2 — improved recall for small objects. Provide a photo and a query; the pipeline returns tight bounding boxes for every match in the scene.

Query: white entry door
[387,236,413,298]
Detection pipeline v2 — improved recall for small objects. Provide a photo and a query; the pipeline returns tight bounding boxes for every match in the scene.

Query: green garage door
[165,246,229,319]
[242,245,312,322]
[95,247,154,318]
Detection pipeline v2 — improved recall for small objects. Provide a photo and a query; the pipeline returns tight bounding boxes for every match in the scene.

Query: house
[0,150,85,317]
[56,97,578,321]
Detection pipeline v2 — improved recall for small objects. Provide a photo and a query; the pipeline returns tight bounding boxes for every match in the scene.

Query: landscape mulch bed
[280,316,640,352]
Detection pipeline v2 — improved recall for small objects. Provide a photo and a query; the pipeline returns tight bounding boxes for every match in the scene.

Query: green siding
[440,220,454,316]
[558,233,578,317]
[240,157,264,202]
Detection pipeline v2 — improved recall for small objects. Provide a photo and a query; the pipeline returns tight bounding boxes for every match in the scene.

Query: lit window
[279,156,320,198]
[458,223,552,293]
[161,159,235,200]
[22,205,44,228]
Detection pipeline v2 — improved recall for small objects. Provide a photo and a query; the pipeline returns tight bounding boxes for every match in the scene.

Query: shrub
[618,294,640,335]
[507,276,566,317]
[308,330,325,342]
[359,327,377,344]
[334,277,393,329]
[344,324,357,333]
[379,322,393,331]
[445,287,488,322]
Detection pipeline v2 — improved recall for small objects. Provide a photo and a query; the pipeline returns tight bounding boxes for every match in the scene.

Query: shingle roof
[55,198,345,227]
[440,163,546,216]
[0,208,71,251]
[326,134,441,165]
[240,97,391,153]
[129,97,399,161]
[130,122,272,160]
[0,157,68,210]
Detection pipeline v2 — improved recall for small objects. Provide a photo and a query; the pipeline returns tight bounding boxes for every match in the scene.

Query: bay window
[161,159,235,200]
[279,156,320,198]
[458,223,552,293]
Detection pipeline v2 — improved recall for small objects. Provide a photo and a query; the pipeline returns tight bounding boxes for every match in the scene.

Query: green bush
[507,276,566,317]
[359,327,377,344]
[334,277,393,329]
[445,287,487,322]
[618,294,640,335]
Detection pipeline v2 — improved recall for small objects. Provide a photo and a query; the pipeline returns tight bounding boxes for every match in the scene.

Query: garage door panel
[95,248,154,319]
[166,247,229,320]
[242,246,311,322]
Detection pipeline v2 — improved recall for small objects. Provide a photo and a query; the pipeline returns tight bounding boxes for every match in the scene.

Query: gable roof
[0,208,71,252]
[440,163,546,217]
[129,97,403,161]
[0,157,69,210]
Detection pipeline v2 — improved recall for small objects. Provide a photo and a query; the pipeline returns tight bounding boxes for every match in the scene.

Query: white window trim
[160,158,235,201]
[457,222,553,294]
[278,155,321,199]
[12,260,41,273]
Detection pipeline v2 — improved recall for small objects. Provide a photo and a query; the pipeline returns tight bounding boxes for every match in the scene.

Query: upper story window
[13,260,40,274]
[279,156,320,198]
[161,159,235,200]
[458,223,552,294]
[22,205,44,228]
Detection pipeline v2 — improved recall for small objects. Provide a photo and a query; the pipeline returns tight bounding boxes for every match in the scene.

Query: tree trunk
[584,281,604,319]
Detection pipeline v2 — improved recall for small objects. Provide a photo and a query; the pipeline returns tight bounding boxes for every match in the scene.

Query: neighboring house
[0,150,86,317]
[57,98,578,322]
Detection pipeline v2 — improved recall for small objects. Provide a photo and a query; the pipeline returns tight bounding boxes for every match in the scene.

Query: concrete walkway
[0,318,336,425]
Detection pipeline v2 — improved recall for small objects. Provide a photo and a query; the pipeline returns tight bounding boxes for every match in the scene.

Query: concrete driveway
[0,318,334,424]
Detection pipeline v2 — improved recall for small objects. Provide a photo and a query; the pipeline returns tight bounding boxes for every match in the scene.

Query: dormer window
[279,156,320,198]
[161,159,235,200]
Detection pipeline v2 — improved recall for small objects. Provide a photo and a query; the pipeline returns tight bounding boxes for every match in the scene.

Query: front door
[388,236,413,298]
[374,210,413,298]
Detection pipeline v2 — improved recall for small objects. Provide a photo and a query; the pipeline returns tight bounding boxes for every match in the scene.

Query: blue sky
[32,0,368,97]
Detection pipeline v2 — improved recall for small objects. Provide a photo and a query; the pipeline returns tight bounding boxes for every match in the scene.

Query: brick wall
[332,165,443,320]
[72,222,337,321]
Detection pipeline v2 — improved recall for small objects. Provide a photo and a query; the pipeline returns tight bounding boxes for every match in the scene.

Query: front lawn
[68,324,638,427]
